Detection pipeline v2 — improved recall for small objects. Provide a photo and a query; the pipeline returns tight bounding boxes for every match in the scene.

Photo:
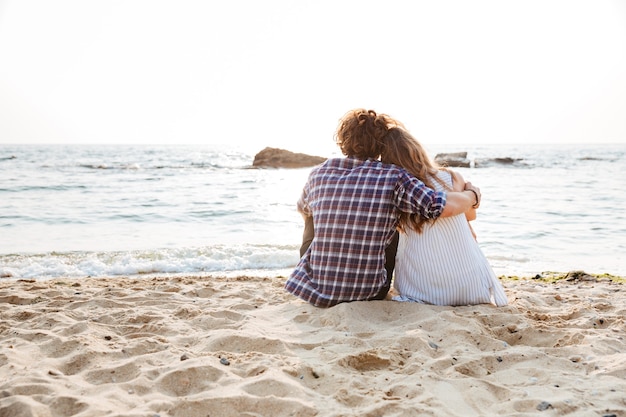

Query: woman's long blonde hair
[381,128,450,233]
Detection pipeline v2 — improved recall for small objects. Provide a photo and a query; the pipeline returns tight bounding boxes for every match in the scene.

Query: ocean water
[1,143,625,280]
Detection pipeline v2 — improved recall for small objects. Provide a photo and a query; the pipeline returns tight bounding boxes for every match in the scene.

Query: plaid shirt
[285,157,446,307]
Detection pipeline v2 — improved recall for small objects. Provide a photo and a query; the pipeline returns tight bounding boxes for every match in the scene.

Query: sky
[0,0,625,153]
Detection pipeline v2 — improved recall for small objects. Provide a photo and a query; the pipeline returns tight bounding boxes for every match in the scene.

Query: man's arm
[449,170,477,221]
[441,183,481,218]
[299,214,314,257]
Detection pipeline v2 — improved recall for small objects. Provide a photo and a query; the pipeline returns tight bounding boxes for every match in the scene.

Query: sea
[1,143,625,281]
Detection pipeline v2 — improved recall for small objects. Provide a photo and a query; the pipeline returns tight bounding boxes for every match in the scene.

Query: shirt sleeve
[296,179,312,216]
[395,172,446,219]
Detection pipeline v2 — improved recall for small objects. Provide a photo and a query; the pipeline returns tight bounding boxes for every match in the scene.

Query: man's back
[285,157,445,307]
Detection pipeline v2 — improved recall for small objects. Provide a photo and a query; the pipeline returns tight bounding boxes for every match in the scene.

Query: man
[285,109,480,307]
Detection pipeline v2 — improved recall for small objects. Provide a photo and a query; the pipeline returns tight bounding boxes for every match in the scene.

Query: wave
[0,184,89,193]
[0,244,301,280]
[73,162,254,171]
[578,156,620,162]
[78,163,141,170]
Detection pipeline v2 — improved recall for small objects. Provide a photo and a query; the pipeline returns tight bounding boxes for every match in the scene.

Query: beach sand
[0,273,624,417]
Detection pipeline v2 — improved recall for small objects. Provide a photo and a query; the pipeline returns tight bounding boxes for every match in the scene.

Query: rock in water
[434,152,471,168]
[252,147,327,168]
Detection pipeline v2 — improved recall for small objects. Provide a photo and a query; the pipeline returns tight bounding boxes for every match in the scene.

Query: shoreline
[2,267,625,283]
[499,270,626,283]
[1,274,624,416]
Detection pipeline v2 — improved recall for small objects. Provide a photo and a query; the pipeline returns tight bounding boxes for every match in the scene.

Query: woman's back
[393,170,508,306]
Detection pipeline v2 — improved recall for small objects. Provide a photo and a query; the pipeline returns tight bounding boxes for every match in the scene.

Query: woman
[381,128,508,306]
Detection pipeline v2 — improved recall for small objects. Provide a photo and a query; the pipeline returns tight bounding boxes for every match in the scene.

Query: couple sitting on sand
[285,108,508,308]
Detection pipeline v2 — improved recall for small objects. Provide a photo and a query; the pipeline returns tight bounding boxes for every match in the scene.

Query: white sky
[0,0,625,153]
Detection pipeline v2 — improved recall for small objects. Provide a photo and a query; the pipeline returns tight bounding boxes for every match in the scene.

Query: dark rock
[252,147,327,169]
[565,270,594,282]
[493,157,517,164]
[434,152,471,168]
[474,157,524,167]
[536,401,552,411]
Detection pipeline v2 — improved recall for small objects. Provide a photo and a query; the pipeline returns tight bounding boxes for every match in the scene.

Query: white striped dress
[393,170,508,306]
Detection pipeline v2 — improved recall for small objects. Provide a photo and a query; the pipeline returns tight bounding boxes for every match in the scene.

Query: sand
[0,273,624,417]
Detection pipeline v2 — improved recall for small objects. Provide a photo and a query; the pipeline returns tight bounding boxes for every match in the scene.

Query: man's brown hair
[335,109,403,159]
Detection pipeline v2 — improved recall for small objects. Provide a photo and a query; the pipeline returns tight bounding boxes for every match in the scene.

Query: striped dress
[393,170,508,306]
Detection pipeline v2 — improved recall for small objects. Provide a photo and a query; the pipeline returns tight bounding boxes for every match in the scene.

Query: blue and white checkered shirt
[285,157,446,307]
